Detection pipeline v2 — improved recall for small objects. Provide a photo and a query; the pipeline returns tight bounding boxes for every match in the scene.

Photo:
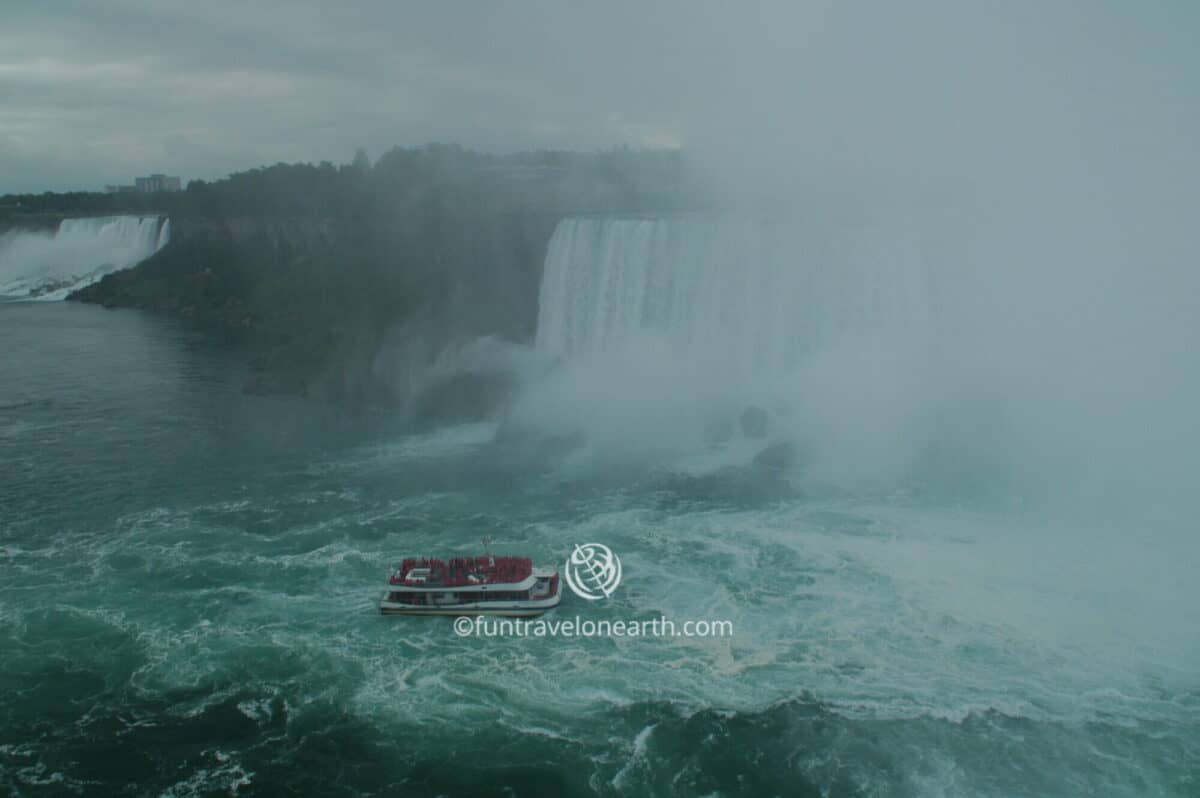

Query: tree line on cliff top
[2,144,703,219]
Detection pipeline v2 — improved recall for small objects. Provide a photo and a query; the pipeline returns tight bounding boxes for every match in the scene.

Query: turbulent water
[0,216,167,301]
[2,215,1199,795]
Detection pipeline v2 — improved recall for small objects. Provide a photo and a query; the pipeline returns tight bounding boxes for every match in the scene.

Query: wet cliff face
[70,209,562,408]
[170,209,559,338]
[170,216,344,253]
[341,209,562,408]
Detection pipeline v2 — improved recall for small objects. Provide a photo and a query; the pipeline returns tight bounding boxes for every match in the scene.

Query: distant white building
[106,175,182,193]
[134,174,182,193]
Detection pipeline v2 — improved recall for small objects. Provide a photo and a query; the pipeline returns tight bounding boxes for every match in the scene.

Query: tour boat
[379,556,562,616]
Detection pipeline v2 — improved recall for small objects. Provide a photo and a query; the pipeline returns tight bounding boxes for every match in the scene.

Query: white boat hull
[379,580,562,617]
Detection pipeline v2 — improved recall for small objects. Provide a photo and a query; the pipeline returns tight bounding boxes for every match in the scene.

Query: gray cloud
[1,0,1196,201]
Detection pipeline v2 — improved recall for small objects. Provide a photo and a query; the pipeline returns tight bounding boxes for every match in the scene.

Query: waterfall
[520,212,1199,499]
[0,215,168,301]
[515,214,946,466]
[535,216,936,379]
[155,217,171,251]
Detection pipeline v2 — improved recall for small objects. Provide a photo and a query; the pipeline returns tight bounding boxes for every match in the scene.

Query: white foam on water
[12,467,1194,752]
[610,722,657,791]
[160,750,253,798]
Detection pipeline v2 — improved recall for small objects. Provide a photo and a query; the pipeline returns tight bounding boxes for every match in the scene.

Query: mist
[504,199,1197,525]
[438,3,1200,530]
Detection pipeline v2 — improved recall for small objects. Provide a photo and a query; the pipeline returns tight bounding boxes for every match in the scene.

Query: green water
[1,302,1197,796]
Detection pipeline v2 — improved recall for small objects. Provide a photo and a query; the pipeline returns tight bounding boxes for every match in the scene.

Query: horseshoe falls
[536,216,935,376]
[0,215,167,300]
[525,212,1199,502]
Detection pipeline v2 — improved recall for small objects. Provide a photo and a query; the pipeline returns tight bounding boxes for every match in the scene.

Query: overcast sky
[2,1,1197,199]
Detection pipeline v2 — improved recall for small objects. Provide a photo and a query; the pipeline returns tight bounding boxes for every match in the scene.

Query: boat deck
[389,556,533,588]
